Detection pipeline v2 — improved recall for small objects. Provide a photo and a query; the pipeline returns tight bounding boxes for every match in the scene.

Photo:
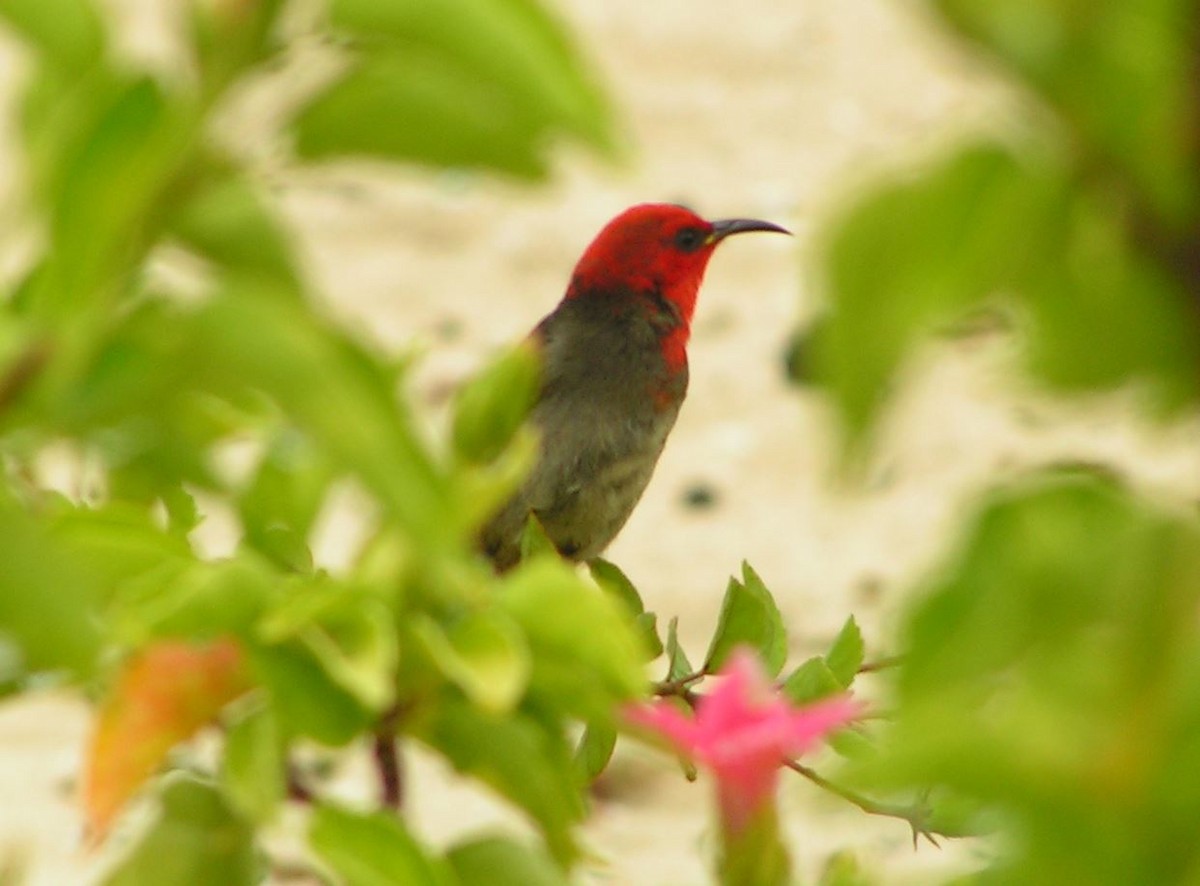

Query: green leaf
[329,0,611,143]
[30,77,197,318]
[294,50,542,178]
[112,557,275,645]
[452,342,541,465]
[825,616,864,688]
[101,775,257,886]
[819,140,1200,455]
[937,0,1200,221]
[221,700,285,824]
[781,656,843,704]
[664,616,693,683]
[1019,189,1200,409]
[48,500,192,593]
[298,600,399,712]
[0,0,105,72]
[703,562,787,676]
[519,512,557,562]
[853,471,1200,881]
[423,700,584,864]
[295,0,614,176]
[309,804,451,886]
[818,851,874,886]
[187,288,454,549]
[819,145,1055,449]
[413,611,531,714]
[588,557,645,614]
[170,170,303,292]
[498,558,648,720]
[589,561,662,658]
[633,611,664,661]
[0,496,100,676]
[238,430,332,573]
[574,722,617,782]
[447,835,568,886]
[249,641,372,746]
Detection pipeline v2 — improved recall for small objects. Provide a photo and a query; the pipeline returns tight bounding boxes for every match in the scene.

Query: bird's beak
[707,217,792,244]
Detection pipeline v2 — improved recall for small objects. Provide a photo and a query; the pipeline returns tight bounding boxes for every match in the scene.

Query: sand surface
[2,0,1199,882]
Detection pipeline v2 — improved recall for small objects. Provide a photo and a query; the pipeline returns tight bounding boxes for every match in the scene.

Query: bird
[480,203,790,571]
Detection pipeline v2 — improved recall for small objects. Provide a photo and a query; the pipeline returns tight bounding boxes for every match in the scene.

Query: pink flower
[627,648,861,835]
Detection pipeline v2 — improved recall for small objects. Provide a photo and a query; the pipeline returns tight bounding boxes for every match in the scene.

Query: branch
[0,341,51,417]
[373,705,405,810]
[785,760,942,848]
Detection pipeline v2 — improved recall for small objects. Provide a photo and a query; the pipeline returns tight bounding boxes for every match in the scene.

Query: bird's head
[565,203,790,328]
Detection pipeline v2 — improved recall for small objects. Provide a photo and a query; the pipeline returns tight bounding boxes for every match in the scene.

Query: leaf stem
[784,759,941,848]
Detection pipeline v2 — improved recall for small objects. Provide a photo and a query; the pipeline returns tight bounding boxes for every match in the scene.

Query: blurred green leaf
[574,721,616,782]
[704,562,787,676]
[309,804,451,886]
[295,0,614,177]
[820,143,1200,450]
[498,558,647,720]
[937,0,1200,221]
[188,288,455,549]
[170,170,303,293]
[413,610,530,714]
[1020,188,1200,407]
[0,0,104,72]
[819,145,1055,446]
[221,700,285,825]
[447,834,568,886]
[818,851,874,886]
[452,342,541,465]
[633,611,664,661]
[825,616,864,688]
[298,600,399,712]
[112,557,275,645]
[855,471,1200,882]
[249,640,372,745]
[0,495,100,676]
[48,500,191,593]
[102,775,258,886]
[519,512,558,563]
[782,656,843,705]
[30,77,196,318]
[422,699,583,864]
[664,616,693,683]
[238,430,333,574]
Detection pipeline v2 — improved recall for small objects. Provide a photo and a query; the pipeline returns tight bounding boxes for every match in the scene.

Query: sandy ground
[3,0,1200,883]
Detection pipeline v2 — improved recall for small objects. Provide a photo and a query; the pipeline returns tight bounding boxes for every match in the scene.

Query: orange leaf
[83,637,251,839]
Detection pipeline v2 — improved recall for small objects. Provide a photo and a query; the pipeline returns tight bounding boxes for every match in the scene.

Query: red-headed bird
[481,203,790,571]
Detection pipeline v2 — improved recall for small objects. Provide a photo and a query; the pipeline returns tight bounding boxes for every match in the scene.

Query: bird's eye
[673,227,706,253]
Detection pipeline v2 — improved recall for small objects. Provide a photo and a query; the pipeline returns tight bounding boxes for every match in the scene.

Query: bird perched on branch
[481,203,789,571]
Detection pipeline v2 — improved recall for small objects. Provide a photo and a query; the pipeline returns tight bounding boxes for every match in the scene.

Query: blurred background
[2,0,1198,882]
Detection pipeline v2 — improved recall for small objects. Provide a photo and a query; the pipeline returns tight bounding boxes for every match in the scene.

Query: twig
[286,763,314,804]
[785,759,941,848]
[857,655,905,674]
[652,671,706,697]
[0,341,51,417]
[373,706,404,810]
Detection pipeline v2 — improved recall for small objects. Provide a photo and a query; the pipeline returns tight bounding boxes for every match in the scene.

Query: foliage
[2,0,1199,882]
[802,0,1200,883]
[807,1,1200,452]
[0,0,645,879]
